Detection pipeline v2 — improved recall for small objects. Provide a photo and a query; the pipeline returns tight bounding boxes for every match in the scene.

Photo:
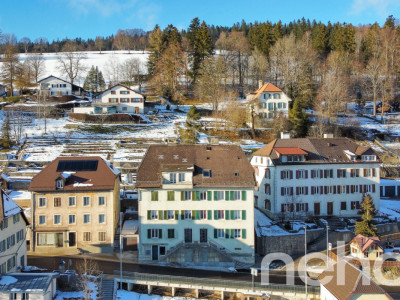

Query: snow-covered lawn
[117,290,194,300]
[55,281,97,300]
[379,199,400,220]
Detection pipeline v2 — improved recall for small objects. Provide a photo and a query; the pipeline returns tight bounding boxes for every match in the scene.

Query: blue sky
[1,0,400,42]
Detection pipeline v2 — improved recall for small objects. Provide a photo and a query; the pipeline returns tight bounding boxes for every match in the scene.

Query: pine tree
[147,25,164,76]
[289,98,310,137]
[355,194,378,237]
[83,66,96,92]
[98,71,105,91]
[1,115,11,149]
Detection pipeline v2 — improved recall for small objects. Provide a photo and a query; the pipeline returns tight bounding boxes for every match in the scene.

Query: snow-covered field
[117,289,195,300]
[379,199,400,220]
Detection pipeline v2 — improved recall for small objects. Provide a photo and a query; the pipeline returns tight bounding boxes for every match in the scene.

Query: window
[184,210,192,220]
[7,257,15,272]
[362,155,376,161]
[99,214,105,224]
[324,169,334,178]
[0,240,5,252]
[83,196,91,206]
[281,170,292,179]
[167,229,175,239]
[167,191,175,201]
[38,198,46,207]
[39,216,46,225]
[296,186,308,195]
[54,197,61,207]
[150,229,161,239]
[13,214,20,224]
[203,169,211,177]
[278,102,283,109]
[83,232,91,241]
[199,191,207,200]
[167,210,175,220]
[179,173,185,182]
[69,215,76,224]
[364,169,372,177]
[68,197,76,206]
[296,203,308,212]
[350,169,360,177]
[7,235,15,249]
[281,187,293,196]
[110,98,117,103]
[268,103,274,110]
[56,179,63,189]
[232,210,241,220]
[151,191,158,201]
[234,229,241,238]
[132,98,142,102]
[264,184,271,195]
[54,215,61,225]
[337,169,346,178]
[151,210,158,220]
[214,191,224,200]
[199,210,207,220]
[351,201,361,210]
[111,91,116,94]
[122,107,127,111]
[83,214,91,224]
[183,191,191,200]
[215,210,224,220]
[265,168,271,179]
[234,172,239,177]
[169,173,176,183]
[232,191,241,200]
[296,170,307,179]
[16,230,24,243]
[265,199,271,210]
[120,98,128,103]
[120,90,129,94]
[341,202,347,210]
[311,170,321,179]
[281,203,294,212]
[1,218,7,230]
[98,232,106,242]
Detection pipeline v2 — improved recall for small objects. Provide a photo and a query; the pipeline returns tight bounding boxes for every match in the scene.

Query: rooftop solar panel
[56,160,98,172]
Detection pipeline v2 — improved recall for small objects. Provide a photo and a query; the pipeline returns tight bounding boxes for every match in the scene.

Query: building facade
[92,84,145,114]
[0,191,28,274]
[136,145,256,266]
[251,136,380,220]
[38,75,85,96]
[28,157,120,254]
[246,82,291,120]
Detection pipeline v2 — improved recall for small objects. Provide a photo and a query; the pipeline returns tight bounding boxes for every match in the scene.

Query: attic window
[158,155,164,159]
[182,158,188,162]
[203,169,211,178]
[56,179,63,189]
[234,172,239,177]
[173,155,179,160]
[206,146,212,151]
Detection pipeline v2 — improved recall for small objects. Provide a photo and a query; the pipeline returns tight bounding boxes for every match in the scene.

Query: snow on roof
[104,161,121,176]
[2,192,22,218]
[61,172,74,179]
[1,174,12,182]
[121,220,138,235]
[8,191,32,201]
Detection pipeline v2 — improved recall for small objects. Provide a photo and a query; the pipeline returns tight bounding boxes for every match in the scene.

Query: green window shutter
[181,191,184,201]
[214,229,218,238]
[207,210,212,220]
[147,211,151,220]
[207,191,212,201]
[196,210,200,220]
[181,210,184,220]
[225,210,230,220]
[192,210,195,220]
[242,210,246,220]
[196,191,200,200]
[230,229,234,239]
[230,191,234,200]
[147,229,151,239]
[214,210,218,220]
[230,210,234,220]
[225,191,229,201]
[168,191,174,201]
[242,191,246,201]
[164,211,167,220]
[225,229,229,238]
[192,191,196,201]
[242,229,247,239]
[214,191,217,200]
[159,229,162,239]
[158,210,163,220]
[175,210,179,220]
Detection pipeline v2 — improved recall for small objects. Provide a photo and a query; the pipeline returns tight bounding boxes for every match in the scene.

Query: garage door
[385,186,396,197]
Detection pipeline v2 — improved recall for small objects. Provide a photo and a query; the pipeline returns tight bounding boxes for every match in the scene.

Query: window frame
[83,196,91,207]
[54,215,61,225]
[83,214,91,224]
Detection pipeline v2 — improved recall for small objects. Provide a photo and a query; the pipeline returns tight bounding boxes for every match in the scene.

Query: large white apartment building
[251,136,380,219]
[246,82,291,120]
[0,190,29,274]
[136,145,256,267]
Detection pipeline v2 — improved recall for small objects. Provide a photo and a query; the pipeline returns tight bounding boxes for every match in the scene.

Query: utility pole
[119,212,123,290]
[304,226,307,300]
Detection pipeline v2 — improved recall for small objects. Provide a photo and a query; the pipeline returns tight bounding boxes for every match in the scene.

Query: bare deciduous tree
[57,40,87,85]
[26,54,46,83]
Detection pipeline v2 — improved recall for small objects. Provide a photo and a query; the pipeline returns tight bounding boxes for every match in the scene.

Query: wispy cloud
[350,0,400,18]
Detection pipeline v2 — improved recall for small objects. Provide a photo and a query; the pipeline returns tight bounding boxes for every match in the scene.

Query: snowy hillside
[3,50,149,86]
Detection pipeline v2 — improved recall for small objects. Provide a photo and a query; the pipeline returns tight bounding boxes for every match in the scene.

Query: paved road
[28,255,305,285]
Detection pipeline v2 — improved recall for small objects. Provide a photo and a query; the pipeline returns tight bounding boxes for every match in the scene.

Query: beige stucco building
[350,234,385,261]
[29,157,120,254]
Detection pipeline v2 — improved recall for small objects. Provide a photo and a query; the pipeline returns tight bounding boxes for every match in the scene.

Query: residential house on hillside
[319,260,392,300]
[28,156,120,254]
[0,190,29,273]
[38,75,85,96]
[92,84,145,114]
[350,234,385,260]
[246,82,291,120]
[251,135,380,219]
[136,144,256,267]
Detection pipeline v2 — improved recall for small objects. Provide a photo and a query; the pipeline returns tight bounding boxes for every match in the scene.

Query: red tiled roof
[274,147,308,155]
[353,234,384,252]
[252,83,282,99]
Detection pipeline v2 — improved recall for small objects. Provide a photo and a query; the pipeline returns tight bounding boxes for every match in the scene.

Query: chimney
[324,133,334,139]
[280,132,290,139]
[258,80,263,89]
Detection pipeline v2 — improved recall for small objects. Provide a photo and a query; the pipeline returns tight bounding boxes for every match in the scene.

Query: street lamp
[304,226,307,300]
[326,225,330,267]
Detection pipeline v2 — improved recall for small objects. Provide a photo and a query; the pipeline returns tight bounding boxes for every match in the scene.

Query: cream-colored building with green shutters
[136,144,256,267]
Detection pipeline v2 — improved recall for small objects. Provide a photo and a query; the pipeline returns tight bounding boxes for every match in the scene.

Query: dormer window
[56,179,63,189]
[362,155,376,161]
[234,172,239,177]
[169,173,176,183]
[203,169,211,178]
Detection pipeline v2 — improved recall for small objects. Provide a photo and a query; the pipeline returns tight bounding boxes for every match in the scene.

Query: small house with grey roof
[251,135,380,219]
[136,144,256,267]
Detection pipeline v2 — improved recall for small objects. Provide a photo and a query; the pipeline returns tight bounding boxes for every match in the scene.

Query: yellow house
[29,156,120,254]
[350,234,384,261]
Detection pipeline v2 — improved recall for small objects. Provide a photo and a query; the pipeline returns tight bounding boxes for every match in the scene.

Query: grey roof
[0,273,59,294]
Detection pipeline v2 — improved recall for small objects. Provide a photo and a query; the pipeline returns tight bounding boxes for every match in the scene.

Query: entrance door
[327,202,333,215]
[200,229,207,243]
[314,203,320,216]
[152,245,158,260]
[69,232,76,247]
[135,107,139,114]
[56,233,63,247]
[184,228,192,243]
